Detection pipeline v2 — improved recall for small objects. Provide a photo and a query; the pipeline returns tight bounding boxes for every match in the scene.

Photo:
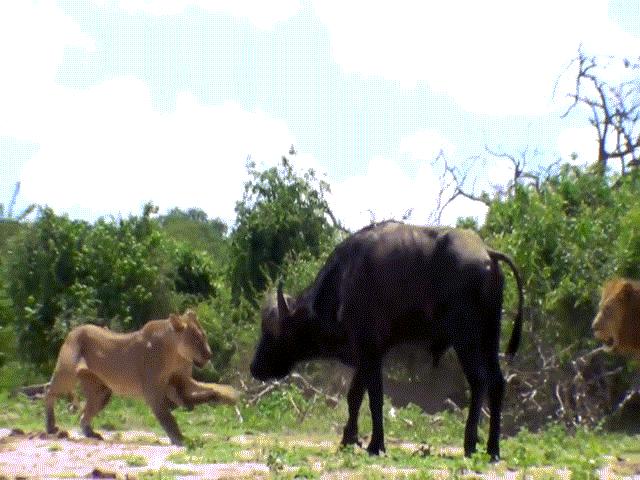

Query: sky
[1,0,639,230]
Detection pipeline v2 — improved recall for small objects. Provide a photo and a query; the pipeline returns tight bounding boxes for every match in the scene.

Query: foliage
[172,244,219,299]
[4,204,219,366]
[77,204,175,332]
[191,287,258,382]
[159,207,229,262]
[613,193,640,279]
[5,208,90,365]
[481,164,640,352]
[229,157,337,303]
[0,284,15,367]
[275,235,343,297]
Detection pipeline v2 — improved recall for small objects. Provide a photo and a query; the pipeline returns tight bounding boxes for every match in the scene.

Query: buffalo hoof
[366,442,386,456]
[340,434,362,448]
[464,445,476,458]
[489,453,500,463]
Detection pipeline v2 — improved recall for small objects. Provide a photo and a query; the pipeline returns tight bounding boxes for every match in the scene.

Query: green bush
[193,283,258,382]
[481,165,640,353]
[173,244,219,299]
[5,208,89,365]
[4,204,219,367]
[229,157,337,303]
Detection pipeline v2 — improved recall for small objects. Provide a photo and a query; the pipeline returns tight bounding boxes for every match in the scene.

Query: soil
[0,428,634,479]
[0,428,269,479]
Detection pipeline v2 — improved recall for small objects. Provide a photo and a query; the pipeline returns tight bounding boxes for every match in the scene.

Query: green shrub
[482,164,640,353]
[229,157,337,304]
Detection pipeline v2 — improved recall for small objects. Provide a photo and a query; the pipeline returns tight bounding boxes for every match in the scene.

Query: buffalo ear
[170,313,186,332]
[277,282,290,318]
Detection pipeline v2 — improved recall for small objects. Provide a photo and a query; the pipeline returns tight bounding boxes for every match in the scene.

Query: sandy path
[0,429,269,479]
[0,428,631,479]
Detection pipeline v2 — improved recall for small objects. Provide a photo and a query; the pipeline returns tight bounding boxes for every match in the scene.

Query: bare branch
[560,49,640,174]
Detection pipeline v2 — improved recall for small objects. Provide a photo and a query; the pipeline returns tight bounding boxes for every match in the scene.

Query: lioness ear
[184,309,197,322]
[170,313,186,332]
[621,281,634,299]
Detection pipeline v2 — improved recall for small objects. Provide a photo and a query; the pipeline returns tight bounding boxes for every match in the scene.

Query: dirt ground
[0,428,270,479]
[0,428,636,479]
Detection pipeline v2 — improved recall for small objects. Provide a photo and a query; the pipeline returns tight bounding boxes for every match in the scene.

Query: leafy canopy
[229,157,337,303]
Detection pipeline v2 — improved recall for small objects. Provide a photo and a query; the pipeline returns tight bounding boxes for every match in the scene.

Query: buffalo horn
[277,282,289,318]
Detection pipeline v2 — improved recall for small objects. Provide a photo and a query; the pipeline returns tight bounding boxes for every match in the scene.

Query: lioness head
[170,310,212,368]
[592,278,640,354]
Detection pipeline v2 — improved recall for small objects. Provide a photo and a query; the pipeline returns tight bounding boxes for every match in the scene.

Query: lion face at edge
[592,278,640,354]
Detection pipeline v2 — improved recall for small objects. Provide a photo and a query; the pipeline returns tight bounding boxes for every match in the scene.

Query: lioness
[45,310,239,445]
[592,278,640,356]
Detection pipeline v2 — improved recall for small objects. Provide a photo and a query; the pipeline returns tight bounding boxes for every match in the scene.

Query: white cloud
[330,156,439,229]
[18,78,298,223]
[557,127,599,166]
[90,0,301,29]
[0,1,94,140]
[0,2,301,223]
[398,129,455,164]
[311,0,640,115]
[329,129,493,229]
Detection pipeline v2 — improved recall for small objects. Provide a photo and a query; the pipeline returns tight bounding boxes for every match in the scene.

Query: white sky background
[1,1,639,229]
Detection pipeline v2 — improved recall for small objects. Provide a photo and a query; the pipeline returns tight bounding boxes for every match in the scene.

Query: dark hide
[250,221,523,461]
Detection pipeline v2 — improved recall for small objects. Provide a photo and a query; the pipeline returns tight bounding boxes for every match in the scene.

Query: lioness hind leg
[45,370,77,435]
[78,371,111,440]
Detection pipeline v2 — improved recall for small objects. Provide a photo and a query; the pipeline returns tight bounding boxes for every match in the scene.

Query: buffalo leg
[486,353,505,461]
[341,369,365,447]
[364,361,385,455]
[455,345,487,457]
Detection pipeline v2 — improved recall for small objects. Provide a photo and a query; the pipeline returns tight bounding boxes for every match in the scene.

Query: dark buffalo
[250,221,523,461]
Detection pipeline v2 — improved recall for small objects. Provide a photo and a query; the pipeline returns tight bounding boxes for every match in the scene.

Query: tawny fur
[592,278,640,357]
[45,310,239,445]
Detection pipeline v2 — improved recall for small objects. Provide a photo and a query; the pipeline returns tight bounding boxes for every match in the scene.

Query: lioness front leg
[78,371,112,440]
[145,391,183,446]
[171,377,239,409]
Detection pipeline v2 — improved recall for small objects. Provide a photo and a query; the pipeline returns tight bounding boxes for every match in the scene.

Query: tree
[0,182,35,222]
[229,156,339,303]
[561,49,640,175]
[159,207,228,262]
[5,205,180,366]
[5,208,89,365]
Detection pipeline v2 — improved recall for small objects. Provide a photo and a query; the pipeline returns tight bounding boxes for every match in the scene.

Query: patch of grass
[0,361,47,391]
[136,468,194,479]
[47,442,62,452]
[1,382,639,478]
[106,453,148,467]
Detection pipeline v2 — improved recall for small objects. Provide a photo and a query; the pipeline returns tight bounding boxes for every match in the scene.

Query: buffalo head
[250,284,308,381]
